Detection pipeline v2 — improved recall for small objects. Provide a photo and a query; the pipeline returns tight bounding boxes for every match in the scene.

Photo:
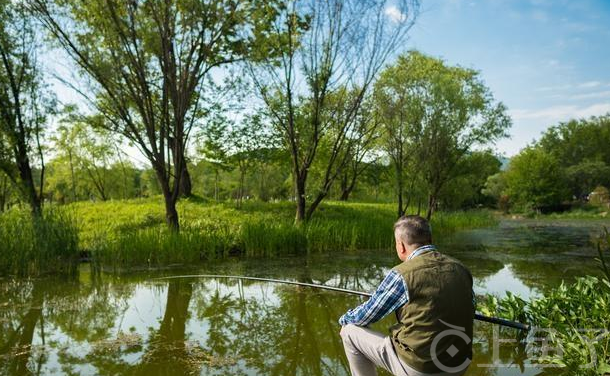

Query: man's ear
[400,240,408,255]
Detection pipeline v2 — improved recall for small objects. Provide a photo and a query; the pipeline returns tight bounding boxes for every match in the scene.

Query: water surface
[1,219,607,375]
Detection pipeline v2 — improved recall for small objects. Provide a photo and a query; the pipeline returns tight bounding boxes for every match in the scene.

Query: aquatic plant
[0,208,79,276]
[480,232,610,375]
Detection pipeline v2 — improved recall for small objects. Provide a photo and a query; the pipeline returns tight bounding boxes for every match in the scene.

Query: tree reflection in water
[0,265,571,376]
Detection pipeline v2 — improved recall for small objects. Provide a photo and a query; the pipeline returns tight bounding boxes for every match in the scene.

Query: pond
[1,219,608,376]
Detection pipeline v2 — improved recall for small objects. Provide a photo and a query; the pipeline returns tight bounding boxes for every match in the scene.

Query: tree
[29,0,282,230]
[375,51,511,219]
[248,0,419,223]
[228,113,276,207]
[539,115,610,167]
[335,95,380,201]
[196,119,231,202]
[50,109,124,202]
[565,160,610,200]
[538,114,610,201]
[0,170,12,211]
[0,1,53,215]
[439,151,501,210]
[504,147,570,211]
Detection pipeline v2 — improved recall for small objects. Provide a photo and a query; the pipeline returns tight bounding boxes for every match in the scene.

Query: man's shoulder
[393,251,472,274]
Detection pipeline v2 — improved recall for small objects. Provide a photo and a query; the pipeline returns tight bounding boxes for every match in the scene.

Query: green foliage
[598,228,610,281]
[539,115,610,167]
[480,236,610,375]
[374,51,510,218]
[565,161,610,199]
[70,198,497,268]
[505,147,570,211]
[440,151,502,210]
[589,186,610,207]
[0,207,79,276]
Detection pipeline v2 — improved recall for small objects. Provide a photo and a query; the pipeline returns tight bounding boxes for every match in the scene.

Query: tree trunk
[237,167,245,208]
[426,194,436,220]
[155,165,180,231]
[340,172,357,201]
[306,191,327,221]
[17,154,42,216]
[340,189,350,201]
[0,175,7,211]
[295,175,306,224]
[339,171,349,201]
[214,169,219,201]
[163,191,179,231]
[178,163,192,197]
[68,150,76,202]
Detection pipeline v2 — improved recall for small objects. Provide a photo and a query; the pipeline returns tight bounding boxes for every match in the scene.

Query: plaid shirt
[338,245,437,326]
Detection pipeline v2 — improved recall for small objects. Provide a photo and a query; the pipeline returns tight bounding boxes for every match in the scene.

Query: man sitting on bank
[339,215,475,376]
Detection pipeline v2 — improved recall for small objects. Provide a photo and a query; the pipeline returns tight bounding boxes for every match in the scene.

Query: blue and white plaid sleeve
[338,270,409,326]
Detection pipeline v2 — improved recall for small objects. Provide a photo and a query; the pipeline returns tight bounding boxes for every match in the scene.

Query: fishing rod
[154,274,530,331]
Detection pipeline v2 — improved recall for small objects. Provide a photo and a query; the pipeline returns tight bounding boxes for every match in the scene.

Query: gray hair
[393,215,432,246]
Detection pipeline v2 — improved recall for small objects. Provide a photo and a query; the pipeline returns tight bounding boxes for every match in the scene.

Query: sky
[48,0,610,160]
[404,0,610,156]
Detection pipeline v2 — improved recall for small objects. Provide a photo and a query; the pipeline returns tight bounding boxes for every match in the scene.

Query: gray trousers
[340,324,469,376]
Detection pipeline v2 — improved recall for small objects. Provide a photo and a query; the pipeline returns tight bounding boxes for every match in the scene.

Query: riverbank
[504,203,609,220]
[0,197,498,274]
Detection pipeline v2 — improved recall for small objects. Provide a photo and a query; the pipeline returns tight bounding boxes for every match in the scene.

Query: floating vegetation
[90,332,143,355]
[139,340,239,375]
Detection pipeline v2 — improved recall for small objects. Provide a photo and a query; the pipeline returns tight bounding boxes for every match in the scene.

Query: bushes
[0,208,79,276]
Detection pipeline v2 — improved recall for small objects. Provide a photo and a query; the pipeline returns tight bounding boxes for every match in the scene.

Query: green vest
[390,250,474,374]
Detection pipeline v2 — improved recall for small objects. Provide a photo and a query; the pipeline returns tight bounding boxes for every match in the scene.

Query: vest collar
[407,244,437,260]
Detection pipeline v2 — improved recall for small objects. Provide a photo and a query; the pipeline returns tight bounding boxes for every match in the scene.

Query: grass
[0,207,79,276]
[64,197,498,270]
[0,197,498,273]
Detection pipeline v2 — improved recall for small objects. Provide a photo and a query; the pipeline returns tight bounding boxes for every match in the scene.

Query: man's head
[394,215,432,261]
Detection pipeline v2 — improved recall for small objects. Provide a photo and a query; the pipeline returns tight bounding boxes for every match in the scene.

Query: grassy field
[0,197,498,274]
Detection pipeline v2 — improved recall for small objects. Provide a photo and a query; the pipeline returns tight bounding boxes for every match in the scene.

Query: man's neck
[407,244,436,260]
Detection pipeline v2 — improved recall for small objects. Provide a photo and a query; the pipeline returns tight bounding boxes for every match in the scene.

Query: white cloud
[579,81,601,88]
[510,103,610,121]
[385,5,407,23]
[535,84,572,92]
[569,90,610,100]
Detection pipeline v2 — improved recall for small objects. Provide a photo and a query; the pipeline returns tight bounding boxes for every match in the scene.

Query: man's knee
[340,324,363,351]
[340,324,358,340]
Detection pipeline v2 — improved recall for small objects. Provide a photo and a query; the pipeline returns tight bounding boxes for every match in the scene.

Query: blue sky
[404,0,610,156]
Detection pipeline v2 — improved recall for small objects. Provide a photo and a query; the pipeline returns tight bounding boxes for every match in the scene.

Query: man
[339,215,474,376]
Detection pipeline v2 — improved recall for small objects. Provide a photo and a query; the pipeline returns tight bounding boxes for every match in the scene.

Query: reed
[0,207,79,276]
[78,197,498,268]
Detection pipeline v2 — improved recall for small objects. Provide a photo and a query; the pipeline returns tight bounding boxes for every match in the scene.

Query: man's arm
[339,270,408,327]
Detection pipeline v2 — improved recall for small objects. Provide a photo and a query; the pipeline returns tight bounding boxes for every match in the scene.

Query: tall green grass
[74,197,497,269]
[0,208,79,276]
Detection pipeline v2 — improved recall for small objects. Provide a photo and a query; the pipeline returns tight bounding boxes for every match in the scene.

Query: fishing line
[154,274,530,331]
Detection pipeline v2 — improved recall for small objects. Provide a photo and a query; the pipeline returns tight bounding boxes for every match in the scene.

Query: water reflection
[1,219,606,375]
[0,275,565,376]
